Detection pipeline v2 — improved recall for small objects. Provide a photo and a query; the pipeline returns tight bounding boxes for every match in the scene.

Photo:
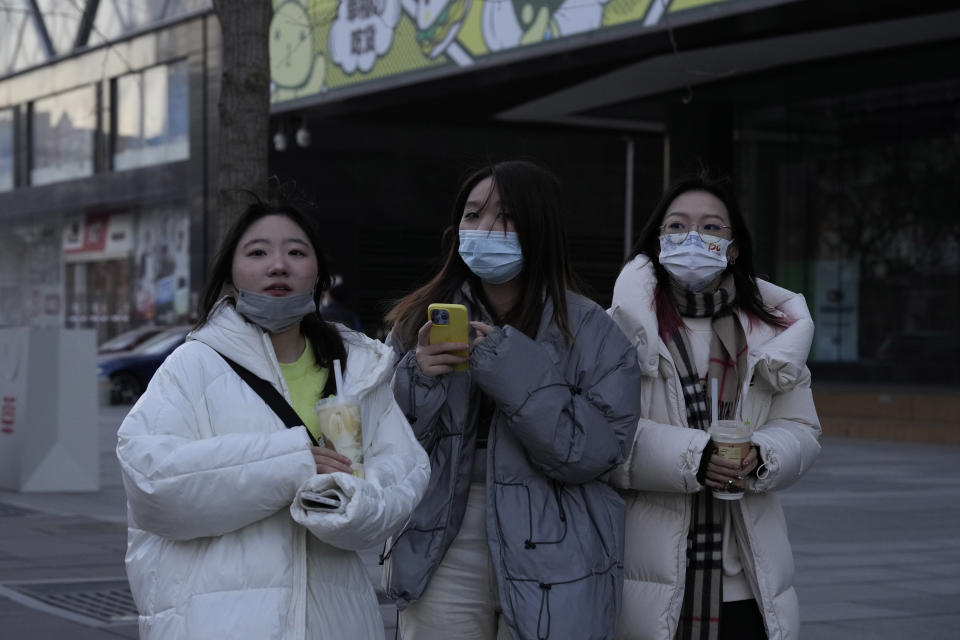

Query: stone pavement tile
[901,575,960,597]
[793,566,925,586]
[792,538,960,554]
[796,582,922,604]
[795,551,939,569]
[869,593,960,615]
[800,614,960,640]
[800,600,910,623]
[911,561,960,578]
[933,548,960,561]
[781,487,960,506]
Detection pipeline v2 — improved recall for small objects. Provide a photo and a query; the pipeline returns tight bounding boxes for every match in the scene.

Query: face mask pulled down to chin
[658,232,733,292]
[235,288,317,333]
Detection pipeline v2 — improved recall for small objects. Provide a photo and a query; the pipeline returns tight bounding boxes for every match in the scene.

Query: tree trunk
[211,0,272,243]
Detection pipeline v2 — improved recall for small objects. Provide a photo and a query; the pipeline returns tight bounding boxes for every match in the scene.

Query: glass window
[737,78,960,384]
[35,0,85,55]
[0,217,63,328]
[90,0,153,44]
[114,61,189,171]
[89,0,211,45]
[162,0,213,20]
[0,0,48,76]
[31,85,96,186]
[0,109,13,191]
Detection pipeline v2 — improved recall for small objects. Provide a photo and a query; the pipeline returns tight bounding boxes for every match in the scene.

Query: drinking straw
[710,378,719,425]
[333,358,345,397]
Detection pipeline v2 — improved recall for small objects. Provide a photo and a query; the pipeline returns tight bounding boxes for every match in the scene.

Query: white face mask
[658,232,732,292]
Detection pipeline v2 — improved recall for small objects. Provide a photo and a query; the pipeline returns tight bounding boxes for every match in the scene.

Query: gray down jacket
[382,286,643,640]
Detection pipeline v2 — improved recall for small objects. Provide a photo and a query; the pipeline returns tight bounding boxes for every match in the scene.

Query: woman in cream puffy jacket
[117,198,429,640]
[609,175,821,640]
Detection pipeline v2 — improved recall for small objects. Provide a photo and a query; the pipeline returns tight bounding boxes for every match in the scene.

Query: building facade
[266,0,960,387]
[2,0,957,391]
[0,0,218,344]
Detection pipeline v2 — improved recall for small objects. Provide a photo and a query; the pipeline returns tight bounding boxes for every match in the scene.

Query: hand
[469,321,495,348]
[310,443,354,475]
[415,321,469,378]
[703,446,759,491]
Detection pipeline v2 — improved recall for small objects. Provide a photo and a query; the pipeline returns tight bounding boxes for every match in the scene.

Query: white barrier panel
[0,328,99,492]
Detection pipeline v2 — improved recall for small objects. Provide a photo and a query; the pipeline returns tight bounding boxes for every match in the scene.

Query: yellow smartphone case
[427,303,469,371]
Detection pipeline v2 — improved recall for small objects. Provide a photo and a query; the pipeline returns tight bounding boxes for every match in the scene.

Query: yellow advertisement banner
[270,0,731,105]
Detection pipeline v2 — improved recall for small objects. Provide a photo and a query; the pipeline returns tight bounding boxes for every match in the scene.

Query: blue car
[98,325,167,354]
[97,325,192,405]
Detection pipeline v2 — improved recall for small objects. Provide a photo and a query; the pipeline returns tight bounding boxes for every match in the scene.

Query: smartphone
[301,493,342,510]
[427,303,469,372]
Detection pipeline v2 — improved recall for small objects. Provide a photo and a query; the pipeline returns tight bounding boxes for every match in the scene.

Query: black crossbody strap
[216,352,318,446]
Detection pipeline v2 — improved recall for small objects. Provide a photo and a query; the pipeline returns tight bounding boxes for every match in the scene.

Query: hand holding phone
[415,304,470,377]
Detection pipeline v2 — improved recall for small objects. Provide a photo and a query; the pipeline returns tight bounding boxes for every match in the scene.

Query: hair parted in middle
[631,170,788,338]
[385,159,582,349]
[195,189,347,396]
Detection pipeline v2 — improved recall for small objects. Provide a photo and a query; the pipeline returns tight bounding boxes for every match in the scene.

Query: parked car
[97,325,192,405]
[98,325,166,354]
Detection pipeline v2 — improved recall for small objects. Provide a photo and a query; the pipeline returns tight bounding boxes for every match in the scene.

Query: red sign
[64,213,111,254]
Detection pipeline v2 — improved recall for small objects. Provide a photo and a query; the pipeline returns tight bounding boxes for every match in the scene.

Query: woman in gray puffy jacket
[381,160,643,640]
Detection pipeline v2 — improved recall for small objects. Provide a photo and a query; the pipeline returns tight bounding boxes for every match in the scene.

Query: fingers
[739,447,759,475]
[415,326,469,378]
[470,321,494,336]
[311,446,354,475]
[470,321,494,348]
[417,321,433,347]
[417,352,469,378]
[704,453,744,489]
[418,341,470,356]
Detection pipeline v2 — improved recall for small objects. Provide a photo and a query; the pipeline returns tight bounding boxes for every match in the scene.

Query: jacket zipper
[292,526,307,639]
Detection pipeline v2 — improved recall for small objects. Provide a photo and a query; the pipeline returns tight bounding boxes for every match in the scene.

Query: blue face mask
[458,230,524,285]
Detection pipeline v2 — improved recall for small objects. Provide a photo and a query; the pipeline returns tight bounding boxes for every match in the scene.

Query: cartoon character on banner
[482,0,610,50]
[404,0,472,59]
[329,0,402,73]
[270,0,329,101]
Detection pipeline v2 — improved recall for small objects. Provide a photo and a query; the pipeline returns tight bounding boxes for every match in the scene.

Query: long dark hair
[386,160,581,350]
[196,195,346,396]
[631,172,787,338]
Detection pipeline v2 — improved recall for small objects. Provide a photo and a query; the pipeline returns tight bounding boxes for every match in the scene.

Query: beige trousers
[399,483,513,640]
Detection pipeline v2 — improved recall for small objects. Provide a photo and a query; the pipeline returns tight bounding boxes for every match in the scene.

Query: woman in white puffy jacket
[116,197,429,640]
[608,174,821,640]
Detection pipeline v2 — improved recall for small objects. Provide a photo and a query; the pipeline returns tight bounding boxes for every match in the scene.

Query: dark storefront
[269,0,960,389]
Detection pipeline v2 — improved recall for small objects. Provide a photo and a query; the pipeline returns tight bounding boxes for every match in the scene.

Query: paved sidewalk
[1,404,958,639]
[781,436,960,639]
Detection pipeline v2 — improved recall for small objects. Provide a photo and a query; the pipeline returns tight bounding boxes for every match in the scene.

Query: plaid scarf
[665,276,748,640]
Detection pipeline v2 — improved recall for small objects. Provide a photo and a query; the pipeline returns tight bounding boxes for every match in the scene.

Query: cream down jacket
[117,302,430,640]
[608,256,821,640]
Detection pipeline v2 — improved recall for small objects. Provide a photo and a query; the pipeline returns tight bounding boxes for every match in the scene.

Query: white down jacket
[117,302,430,640]
[608,256,821,640]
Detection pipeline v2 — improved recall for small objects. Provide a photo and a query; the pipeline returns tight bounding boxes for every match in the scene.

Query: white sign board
[0,328,99,491]
[812,259,859,362]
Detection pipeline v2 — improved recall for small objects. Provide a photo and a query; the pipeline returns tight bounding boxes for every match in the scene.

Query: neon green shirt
[278,340,329,445]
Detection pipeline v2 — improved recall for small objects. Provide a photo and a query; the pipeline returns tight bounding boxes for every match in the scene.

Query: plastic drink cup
[708,420,751,501]
[314,396,364,478]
